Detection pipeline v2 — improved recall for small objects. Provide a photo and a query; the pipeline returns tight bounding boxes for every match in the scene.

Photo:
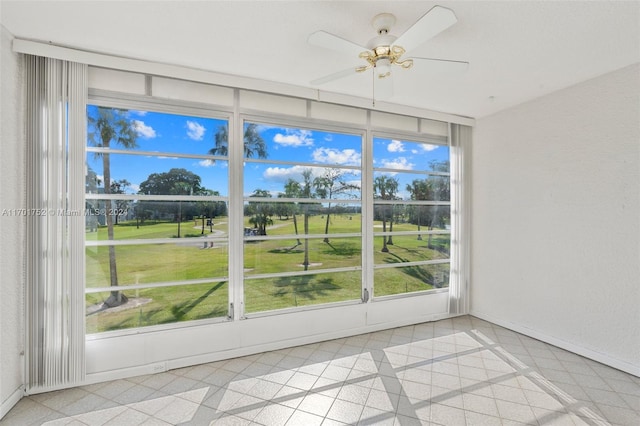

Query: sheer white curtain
[448,123,472,315]
[24,55,87,391]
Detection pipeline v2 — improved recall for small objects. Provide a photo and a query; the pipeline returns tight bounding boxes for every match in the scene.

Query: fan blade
[308,30,368,57]
[411,57,469,74]
[393,6,457,55]
[310,67,359,85]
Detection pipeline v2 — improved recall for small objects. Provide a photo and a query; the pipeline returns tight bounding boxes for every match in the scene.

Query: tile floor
[2,316,639,425]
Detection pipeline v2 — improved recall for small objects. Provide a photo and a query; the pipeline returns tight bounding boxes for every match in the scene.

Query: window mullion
[229,89,245,320]
[362,111,374,302]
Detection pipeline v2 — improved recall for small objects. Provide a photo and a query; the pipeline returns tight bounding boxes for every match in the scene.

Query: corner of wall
[470,63,640,375]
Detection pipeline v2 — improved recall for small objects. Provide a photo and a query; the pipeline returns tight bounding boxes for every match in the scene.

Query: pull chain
[372,67,376,107]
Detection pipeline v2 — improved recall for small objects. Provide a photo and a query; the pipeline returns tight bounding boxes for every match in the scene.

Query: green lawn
[86,214,450,333]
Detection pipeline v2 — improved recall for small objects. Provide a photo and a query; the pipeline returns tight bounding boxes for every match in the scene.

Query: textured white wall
[0,25,25,416]
[472,64,640,374]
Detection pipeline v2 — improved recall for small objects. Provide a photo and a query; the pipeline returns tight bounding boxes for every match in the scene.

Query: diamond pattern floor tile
[3,316,639,426]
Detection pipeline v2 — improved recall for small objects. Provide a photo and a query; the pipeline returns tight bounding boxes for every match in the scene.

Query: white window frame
[238,114,366,317]
[85,92,235,337]
[84,92,459,338]
[370,130,453,301]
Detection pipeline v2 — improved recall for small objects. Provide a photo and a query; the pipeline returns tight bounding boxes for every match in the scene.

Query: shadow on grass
[386,244,424,258]
[170,281,227,320]
[272,275,340,304]
[321,241,360,257]
[382,252,411,263]
[382,252,435,287]
[101,282,228,332]
[268,243,303,254]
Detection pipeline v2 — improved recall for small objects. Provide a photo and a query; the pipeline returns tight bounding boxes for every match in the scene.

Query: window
[372,137,451,297]
[85,106,230,333]
[84,100,457,333]
[241,122,363,313]
[25,59,468,384]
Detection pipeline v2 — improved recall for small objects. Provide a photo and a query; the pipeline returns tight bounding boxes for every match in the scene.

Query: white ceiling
[2,1,639,118]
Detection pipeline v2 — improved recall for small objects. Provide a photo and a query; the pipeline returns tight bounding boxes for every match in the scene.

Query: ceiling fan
[308,5,468,99]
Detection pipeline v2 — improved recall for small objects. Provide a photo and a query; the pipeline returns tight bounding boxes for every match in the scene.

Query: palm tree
[88,107,138,307]
[283,179,302,246]
[313,168,359,243]
[209,123,267,159]
[171,182,193,238]
[110,179,131,225]
[279,174,315,267]
[374,175,399,253]
[406,179,429,241]
[406,161,450,247]
[301,170,314,270]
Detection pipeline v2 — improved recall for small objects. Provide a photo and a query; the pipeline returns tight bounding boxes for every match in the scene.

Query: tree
[85,166,102,193]
[282,179,302,246]
[246,189,274,236]
[300,170,318,270]
[313,168,359,243]
[405,160,450,248]
[133,201,152,229]
[283,170,318,270]
[172,181,193,238]
[139,168,203,195]
[85,166,102,231]
[197,189,221,234]
[209,123,267,159]
[374,175,399,253]
[405,179,428,241]
[138,168,204,237]
[110,179,131,225]
[88,107,138,307]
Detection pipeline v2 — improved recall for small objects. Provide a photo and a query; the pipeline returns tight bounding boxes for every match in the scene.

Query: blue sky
[86,106,449,200]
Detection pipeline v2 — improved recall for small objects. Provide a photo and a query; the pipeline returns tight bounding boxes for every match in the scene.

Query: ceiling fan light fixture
[375,58,391,78]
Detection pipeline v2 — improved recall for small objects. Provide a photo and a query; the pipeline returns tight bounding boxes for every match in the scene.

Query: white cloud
[420,143,439,152]
[263,165,308,181]
[129,183,140,193]
[263,165,334,182]
[198,159,227,168]
[312,148,361,166]
[387,139,405,152]
[132,120,156,138]
[130,110,147,116]
[380,157,414,170]
[273,129,314,147]
[186,121,206,141]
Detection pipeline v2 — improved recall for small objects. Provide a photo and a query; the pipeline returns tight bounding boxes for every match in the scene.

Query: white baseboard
[0,387,24,420]
[84,311,455,386]
[470,310,640,377]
